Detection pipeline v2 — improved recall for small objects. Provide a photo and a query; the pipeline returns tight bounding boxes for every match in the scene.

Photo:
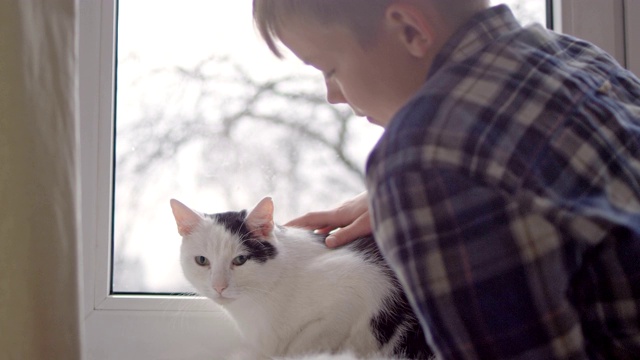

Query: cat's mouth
[211,294,235,304]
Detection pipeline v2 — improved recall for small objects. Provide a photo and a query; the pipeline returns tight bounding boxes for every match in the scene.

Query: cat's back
[279,229,433,359]
[281,230,392,296]
[345,236,432,360]
[172,199,432,358]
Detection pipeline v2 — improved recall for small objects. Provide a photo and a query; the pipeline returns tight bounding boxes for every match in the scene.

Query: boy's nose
[326,80,347,105]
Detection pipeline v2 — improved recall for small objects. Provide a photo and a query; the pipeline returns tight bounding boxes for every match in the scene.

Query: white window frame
[625,0,640,74]
[79,1,639,358]
[79,1,240,358]
[553,0,639,73]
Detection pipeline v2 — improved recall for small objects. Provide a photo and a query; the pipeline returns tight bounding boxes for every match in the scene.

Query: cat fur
[170,197,433,360]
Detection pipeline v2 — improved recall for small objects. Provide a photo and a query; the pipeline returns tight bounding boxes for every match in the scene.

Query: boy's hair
[253,0,391,58]
[253,0,491,58]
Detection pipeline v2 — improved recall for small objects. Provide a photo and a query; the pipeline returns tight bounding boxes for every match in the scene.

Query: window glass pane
[491,0,548,26]
[112,0,548,293]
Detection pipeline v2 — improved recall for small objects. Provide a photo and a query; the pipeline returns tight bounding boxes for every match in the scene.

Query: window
[112,0,383,294]
[112,0,551,296]
[492,0,548,25]
[81,1,636,358]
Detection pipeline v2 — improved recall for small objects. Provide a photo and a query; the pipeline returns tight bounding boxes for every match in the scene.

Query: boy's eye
[232,255,249,266]
[194,256,210,266]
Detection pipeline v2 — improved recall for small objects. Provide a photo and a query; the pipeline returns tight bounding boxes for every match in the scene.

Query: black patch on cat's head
[208,210,278,263]
[207,210,248,234]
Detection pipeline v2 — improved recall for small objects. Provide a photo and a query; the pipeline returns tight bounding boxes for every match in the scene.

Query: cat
[170,196,434,360]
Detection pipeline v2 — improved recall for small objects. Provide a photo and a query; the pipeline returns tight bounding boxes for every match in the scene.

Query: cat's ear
[246,197,275,240]
[170,199,204,237]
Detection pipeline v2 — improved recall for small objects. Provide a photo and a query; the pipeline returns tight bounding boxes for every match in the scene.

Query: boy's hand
[284,192,372,248]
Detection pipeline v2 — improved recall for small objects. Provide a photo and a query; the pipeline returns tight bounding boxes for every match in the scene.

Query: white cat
[170,197,433,360]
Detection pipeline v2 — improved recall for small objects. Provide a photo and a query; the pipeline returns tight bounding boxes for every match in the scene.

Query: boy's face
[278,18,429,127]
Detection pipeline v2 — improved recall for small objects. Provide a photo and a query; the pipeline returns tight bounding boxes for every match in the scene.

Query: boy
[253,0,640,358]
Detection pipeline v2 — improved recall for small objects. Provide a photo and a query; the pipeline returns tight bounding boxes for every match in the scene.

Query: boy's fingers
[314,226,334,235]
[284,211,342,230]
[325,214,372,248]
[283,214,317,228]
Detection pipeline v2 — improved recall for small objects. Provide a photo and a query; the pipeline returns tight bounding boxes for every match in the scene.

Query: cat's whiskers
[236,284,271,296]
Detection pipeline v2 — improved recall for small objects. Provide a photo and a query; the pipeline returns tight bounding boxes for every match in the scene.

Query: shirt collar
[427,4,522,79]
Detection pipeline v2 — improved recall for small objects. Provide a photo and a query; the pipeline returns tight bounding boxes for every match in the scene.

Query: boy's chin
[366,116,383,126]
[351,107,365,117]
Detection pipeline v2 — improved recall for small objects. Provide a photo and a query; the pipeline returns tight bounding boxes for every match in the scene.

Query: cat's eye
[194,256,210,266]
[232,255,248,266]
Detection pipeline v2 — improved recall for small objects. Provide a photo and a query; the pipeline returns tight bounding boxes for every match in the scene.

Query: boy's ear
[384,3,434,58]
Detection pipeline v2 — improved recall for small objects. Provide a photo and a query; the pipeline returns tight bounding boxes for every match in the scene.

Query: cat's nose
[214,285,227,294]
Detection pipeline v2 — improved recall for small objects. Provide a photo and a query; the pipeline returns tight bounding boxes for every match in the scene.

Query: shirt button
[597,80,612,94]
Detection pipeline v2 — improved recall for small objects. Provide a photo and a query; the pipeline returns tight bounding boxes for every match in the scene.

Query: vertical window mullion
[625,0,640,73]
[554,0,626,67]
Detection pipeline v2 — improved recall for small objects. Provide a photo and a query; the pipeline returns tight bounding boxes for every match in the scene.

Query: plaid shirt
[366,5,640,359]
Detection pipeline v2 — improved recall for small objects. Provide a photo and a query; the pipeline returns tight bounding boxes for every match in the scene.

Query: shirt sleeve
[369,166,590,359]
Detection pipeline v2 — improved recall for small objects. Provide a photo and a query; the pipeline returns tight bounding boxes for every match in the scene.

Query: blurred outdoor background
[113,0,549,293]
